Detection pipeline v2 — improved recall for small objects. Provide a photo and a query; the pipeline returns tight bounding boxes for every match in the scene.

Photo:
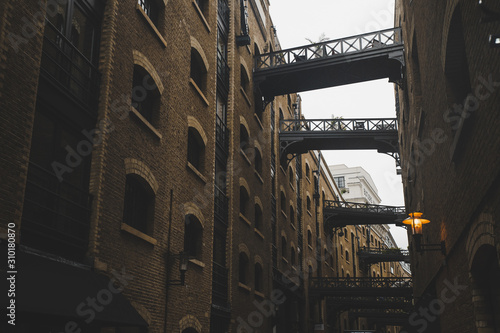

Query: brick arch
[240,57,251,82]
[239,177,251,196]
[254,196,263,210]
[440,0,461,70]
[124,158,159,194]
[182,202,205,229]
[254,254,264,266]
[239,115,251,138]
[179,315,202,333]
[190,36,209,71]
[253,140,263,156]
[466,214,496,270]
[239,243,250,257]
[187,116,208,145]
[132,50,164,94]
[280,229,287,240]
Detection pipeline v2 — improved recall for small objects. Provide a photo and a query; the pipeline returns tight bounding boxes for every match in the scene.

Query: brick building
[395,0,500,332]
[0,1,413,333]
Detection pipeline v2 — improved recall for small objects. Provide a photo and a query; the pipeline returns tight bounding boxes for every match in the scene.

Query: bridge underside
[255,49,404,101]
[359,253,410,264]
[324,210,405,228]
[327,297,411,311]
[280,132,398,156]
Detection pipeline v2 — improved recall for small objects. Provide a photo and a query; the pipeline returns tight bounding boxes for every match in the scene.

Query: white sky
[268,0,409,248]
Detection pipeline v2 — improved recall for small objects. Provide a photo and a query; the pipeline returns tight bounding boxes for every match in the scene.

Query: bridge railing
[323,200,405,215]
[256,27,403,70]
[358,247,410,257]
[280,118,398,133]
[310,276,412,289]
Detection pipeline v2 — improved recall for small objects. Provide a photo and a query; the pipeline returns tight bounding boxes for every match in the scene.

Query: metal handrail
[310,276,412,289]
[280,118,398,133]
[358,247,410,256]
[324,200,406,215]
[255,27,403,70]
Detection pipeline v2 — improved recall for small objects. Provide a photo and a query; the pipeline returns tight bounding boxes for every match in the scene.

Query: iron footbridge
[323,200,406,231]
[254,28,405,101]
[310,276,412,297]
[279,118,400,167]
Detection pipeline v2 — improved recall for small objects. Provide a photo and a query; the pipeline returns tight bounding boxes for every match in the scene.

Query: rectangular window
[334,176,345,188]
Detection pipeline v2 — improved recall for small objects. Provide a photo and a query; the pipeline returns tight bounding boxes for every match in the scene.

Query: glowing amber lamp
[402,212,430,235]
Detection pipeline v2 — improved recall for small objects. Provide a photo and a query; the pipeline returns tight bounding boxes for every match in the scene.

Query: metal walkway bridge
[357,247,410,264]
[279,118,400,166]
[254,28,404,101]
[310,277,412,297]
[323,200,406,231]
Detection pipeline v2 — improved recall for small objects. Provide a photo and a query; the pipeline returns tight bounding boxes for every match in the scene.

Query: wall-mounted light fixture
[489,34,500,48]
[403,212,446,255]
[167,251,189,286]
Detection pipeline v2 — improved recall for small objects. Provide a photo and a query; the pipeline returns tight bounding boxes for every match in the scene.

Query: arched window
[345,250,349,262]
[187,127,205,172]
[254,204,262,231]
[240,124,250,153]
[254,263,263,292]
[305,163,311,180]
[281,236,287,259]
[239,186,250,217]
[291,247,296,266]
[240,65,250,93]
[290,206,295,226]
[123,174,155,234]
[184,215,203,260]
[254,148,262,175]
[132,65,160,124]
[280,191,286,215]
[138,0,162,25]
[239,252,249,284]
[306,196,312,212]
[195,0,208,16]
[190,48,207,93]
[307,229,312,246]
[288,166,294,185]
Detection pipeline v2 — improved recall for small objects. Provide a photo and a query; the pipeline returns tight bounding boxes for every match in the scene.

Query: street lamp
[403,212,446,255]
[167,251,189,286]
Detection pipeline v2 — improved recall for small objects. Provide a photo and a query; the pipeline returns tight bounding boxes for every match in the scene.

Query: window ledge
[308,245,313,251]
[136,3,167,48]
[187,162,208,183]
[130,106,162,140]
[306,176,311,184]
[280,166,286,176]
[253,113,264,130]
[281,257,288,264]
[121,223,157,245]
[280,210,287,219]
[239,213,251,226]
[192,0,211,33]
[189,78,209,106]
[238,282,252,292]
[240,149,252,166]
[241,87,252,107]
[255,290,265,299]
[254,228,264,239]
[254,170,264,184]
[307,210,312,217]
[289,183,295,191]
[290,223,296,231]
[189,258,205,268]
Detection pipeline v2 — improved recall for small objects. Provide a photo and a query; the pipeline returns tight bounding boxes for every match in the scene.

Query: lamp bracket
[417,241,446,256]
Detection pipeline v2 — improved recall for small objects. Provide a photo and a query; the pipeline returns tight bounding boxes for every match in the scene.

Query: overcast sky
[268,0,409,248]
